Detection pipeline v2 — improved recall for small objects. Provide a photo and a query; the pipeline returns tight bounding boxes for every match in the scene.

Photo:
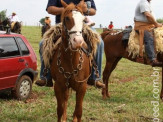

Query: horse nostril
[73,38,77,42]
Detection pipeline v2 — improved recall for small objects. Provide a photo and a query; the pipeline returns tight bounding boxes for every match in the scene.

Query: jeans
[144,30,156,61]
[39,28,104,82]
[39,40,52,81]
[89,28,104,81]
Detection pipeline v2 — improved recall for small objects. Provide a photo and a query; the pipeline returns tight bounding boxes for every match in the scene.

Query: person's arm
[144,11,162,27]
[47,6,64,15]
[87,8,96,16]
[79,1,96,16]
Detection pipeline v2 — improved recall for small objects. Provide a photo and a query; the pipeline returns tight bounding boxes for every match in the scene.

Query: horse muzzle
[70,35,84,50]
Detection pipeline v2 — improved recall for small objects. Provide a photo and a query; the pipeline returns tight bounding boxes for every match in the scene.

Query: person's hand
[155,23,162,28]
[78,1,88,13]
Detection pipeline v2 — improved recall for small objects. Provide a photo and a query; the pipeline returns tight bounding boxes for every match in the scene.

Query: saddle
[122,25,133,41]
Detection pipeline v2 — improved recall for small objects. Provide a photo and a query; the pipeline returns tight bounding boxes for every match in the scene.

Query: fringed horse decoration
[101,29,163,101]
[50,0,91,121]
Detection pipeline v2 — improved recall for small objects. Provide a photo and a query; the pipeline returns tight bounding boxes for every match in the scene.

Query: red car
[0,30,38,100]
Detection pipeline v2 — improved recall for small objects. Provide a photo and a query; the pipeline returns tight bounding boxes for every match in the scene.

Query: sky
[1,0,163,29]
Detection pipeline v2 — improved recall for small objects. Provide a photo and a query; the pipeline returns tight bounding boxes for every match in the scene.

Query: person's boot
[151,59,162,67]
[95,80,105,89]
[46,80,53,87]
[87,79,105,89]
[35,79,46,86]
[35,79,53,87]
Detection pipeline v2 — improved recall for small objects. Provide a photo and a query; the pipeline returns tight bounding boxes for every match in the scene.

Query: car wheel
[12,75,32,100]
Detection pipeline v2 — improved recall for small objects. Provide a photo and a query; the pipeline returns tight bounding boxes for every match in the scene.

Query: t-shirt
[45,18,51,25]
[9,15,20,22]
[46,0,96,24]
[134,0,152,22]
[108,24,113,29]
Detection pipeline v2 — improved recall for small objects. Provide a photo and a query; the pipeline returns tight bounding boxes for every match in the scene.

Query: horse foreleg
[102,58,121,99]
[160,66,163,101]
[55,83,68,122]
[73,83,87,122]
[102,61,113,99]
[62,89,69,122]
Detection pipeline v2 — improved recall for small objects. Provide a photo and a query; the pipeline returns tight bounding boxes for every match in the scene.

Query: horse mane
[42,23,100,68]
[61,3,83,22]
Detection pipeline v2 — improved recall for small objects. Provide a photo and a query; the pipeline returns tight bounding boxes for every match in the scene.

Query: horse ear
[77,0,84,10]
[61,0,67,8]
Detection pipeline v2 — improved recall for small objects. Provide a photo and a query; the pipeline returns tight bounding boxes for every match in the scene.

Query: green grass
[0,26,163,122]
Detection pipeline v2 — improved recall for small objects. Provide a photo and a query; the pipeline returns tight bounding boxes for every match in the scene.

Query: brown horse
[101,30,163,101]
[0,18,21,34]
[50,0,91,121]
[41,24,50,37]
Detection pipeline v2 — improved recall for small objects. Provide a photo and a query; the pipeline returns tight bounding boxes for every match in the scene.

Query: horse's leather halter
[56,10,92,86]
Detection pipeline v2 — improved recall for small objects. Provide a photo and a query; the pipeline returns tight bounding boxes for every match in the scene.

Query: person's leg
[35,40,53,87]
[88,28,105,88]
[89,39,104,80]
[144,30,155,61]
[144,30,162,66]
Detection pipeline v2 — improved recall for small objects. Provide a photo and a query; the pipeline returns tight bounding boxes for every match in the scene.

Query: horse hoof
[101,88,105,95]
[160,96,163,102]
[102,95,107,100]
[106,93,110,98]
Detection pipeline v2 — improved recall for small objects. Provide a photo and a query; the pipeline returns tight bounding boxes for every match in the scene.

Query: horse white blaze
[68,10,85,49]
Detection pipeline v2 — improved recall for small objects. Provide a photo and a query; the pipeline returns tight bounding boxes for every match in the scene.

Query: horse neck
[61,29,69,49]
[3,19,10,26]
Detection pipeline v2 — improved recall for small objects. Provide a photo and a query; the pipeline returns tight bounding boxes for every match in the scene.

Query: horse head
[61,0,85,50]
[2,18,10,26]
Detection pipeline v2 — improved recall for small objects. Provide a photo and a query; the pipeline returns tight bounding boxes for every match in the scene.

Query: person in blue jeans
[35,0,105,88]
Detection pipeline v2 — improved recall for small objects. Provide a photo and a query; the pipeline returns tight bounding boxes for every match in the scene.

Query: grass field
[0,26,163,122]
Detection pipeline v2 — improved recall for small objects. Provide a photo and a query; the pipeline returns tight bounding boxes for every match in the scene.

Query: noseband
[63,20,84,38]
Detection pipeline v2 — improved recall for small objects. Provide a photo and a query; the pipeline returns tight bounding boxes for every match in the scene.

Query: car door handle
[19,58,24,62]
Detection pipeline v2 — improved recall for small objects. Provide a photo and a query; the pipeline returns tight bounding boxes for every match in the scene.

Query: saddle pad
[42,23,100,68]
[127,27,163,58]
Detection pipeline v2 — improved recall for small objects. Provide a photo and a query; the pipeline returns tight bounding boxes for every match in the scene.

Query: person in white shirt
[9,12,20,29]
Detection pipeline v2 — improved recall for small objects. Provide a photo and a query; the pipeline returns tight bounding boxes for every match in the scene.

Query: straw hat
[12,12,16,15]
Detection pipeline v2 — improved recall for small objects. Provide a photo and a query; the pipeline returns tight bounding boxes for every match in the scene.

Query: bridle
[56,9,91,87]
[62,9,84,51]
